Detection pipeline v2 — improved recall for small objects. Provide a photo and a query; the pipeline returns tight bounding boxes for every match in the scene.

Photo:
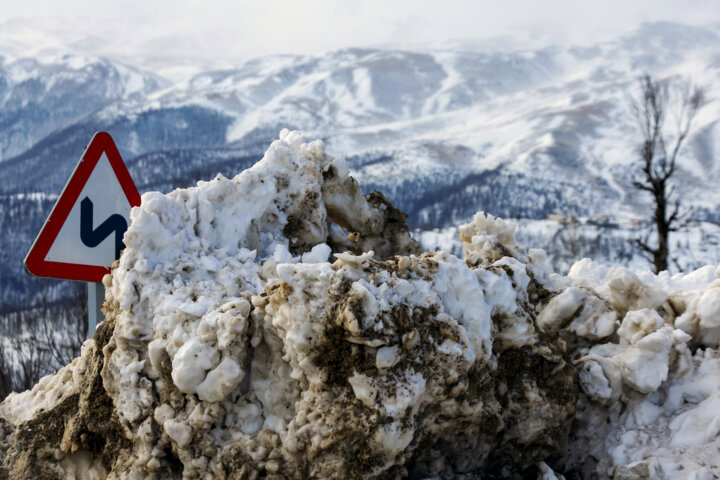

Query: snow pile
[565,262,720,478]
[0,131,719,479]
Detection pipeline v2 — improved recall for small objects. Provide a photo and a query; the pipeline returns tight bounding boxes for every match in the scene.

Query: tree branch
[635,238,657,255]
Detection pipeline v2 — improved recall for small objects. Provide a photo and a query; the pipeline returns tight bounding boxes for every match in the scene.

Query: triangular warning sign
[24,132,141,282]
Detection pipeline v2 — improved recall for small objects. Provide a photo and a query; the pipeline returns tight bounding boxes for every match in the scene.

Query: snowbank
[0,130,718,479]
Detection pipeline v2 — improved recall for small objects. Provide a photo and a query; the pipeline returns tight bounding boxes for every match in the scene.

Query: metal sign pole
[87,282,104,339]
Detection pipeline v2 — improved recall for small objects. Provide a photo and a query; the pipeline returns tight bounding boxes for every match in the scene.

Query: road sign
[24,132,141,282]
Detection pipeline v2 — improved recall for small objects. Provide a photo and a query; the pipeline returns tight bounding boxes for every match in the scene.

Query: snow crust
[1,131,719,479]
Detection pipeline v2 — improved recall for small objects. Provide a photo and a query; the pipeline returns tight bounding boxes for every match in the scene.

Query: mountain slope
[0,54,164,162]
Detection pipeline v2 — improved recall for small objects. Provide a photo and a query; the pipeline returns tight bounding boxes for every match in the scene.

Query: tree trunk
[654,182,669,273]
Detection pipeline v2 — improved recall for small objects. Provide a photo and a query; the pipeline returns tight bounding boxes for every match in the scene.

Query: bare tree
[40,282,87,368]
[11,336,46,392]
[0,283,87,400]
[628,74,706,273]
[0,339,12,400]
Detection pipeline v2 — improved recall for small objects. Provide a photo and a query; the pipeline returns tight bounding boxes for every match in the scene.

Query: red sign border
[24,132,141,282]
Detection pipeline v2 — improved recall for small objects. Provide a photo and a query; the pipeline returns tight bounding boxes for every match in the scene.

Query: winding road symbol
[80,197,128,260]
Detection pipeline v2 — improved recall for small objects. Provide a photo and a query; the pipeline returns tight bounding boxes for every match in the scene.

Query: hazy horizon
[1,1,719,80]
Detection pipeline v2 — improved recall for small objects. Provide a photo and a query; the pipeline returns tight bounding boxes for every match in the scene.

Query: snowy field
[417,219,720,275]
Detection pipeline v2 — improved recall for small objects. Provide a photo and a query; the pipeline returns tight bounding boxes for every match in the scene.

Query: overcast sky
[1,0,718,78]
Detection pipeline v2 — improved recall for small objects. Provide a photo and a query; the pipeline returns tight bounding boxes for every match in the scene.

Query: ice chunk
[171,338,219,394]
[196,357,244,402]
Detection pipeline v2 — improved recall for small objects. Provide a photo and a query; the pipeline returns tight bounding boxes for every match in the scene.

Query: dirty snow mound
[0,130,718,479]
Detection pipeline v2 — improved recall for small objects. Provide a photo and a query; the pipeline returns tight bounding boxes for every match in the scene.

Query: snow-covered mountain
[0,54,164,162]
[1,21,720,310]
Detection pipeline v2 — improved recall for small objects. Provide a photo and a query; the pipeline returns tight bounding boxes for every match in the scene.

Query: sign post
[24,132,140,338]
[88,282,104,338]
